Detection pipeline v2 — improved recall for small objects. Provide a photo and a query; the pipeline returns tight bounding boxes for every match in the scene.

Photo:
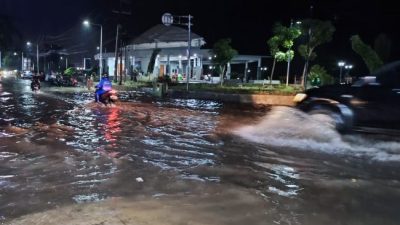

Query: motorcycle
[98,89,118,106]
[31,81,40,93]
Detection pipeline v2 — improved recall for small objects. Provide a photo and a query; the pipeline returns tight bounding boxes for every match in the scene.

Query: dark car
[294,61,400,133]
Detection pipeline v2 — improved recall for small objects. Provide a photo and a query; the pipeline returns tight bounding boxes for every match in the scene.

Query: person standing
[87,75,94,91]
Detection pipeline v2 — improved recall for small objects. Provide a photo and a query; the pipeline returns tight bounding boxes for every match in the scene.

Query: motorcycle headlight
[293,93,307,103]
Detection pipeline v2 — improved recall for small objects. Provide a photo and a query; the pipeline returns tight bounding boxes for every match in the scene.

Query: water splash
[235,106,400,162]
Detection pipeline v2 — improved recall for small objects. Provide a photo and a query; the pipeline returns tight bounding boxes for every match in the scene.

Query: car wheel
[308,107,351,133]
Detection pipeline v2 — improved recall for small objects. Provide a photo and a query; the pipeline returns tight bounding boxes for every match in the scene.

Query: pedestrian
[87,75,94,91]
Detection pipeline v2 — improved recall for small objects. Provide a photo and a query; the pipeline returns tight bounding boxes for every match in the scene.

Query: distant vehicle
[294,61,400,133]
[50,75,79,87]
[21,71,33,79]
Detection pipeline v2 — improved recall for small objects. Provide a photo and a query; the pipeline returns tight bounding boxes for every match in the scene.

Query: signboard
[162,13,174,26]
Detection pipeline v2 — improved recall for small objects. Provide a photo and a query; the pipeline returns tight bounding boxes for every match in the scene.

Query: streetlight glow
[26,42,31,46]
[83,19,103,77]
[338,61,346,84]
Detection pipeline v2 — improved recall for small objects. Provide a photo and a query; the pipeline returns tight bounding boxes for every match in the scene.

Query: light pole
[83,20,103,78]
[162,13,193,91]
[83,58,91,70]
[261,67,268,79]
[345,64,353,83]
[60,56,68,70]
[338,61,345,84]
[286,20,302,86]
[26,41,39,73]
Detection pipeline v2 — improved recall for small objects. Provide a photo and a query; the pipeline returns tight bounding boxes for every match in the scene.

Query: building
[97,24,269,82]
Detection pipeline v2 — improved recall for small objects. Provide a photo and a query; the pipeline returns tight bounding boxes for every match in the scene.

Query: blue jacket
[96,77,112,94]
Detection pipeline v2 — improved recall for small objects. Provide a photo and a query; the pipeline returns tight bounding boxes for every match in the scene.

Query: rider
[31,74,41,91]
[95,74,112,103]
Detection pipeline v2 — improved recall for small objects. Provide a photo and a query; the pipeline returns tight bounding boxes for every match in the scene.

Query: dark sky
[1,0,400,75]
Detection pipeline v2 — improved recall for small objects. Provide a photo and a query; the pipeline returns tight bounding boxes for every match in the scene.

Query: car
[294,60,400,133]
[21,70,33,79]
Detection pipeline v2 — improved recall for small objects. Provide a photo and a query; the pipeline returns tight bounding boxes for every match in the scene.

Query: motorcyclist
[31,75,41,91]
[95,74,112,103]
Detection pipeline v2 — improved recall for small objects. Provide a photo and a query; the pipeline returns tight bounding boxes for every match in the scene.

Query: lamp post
[26,41,39,73]
[345,64,353,83]
[338,61,345,84]
[83,58,91,70]
[286,20,302,86]
[162,12,193,91]
[83,20,103,78]
[261,67,268,79]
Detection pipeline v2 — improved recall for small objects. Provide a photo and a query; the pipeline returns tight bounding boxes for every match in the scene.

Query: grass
[168,83,302,95]
[111,79,302,95]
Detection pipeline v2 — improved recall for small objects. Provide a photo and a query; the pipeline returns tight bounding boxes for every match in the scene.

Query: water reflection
[1,79,400,225]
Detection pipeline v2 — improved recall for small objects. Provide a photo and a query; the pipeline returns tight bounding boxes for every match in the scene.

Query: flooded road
[1,78,400,225]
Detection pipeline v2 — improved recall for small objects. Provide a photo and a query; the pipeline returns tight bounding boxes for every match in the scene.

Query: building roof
[131,24,203,45]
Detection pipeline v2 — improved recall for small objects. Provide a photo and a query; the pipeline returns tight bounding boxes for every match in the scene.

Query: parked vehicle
[21,71,33,79]
[294,61,400,133]
[50,75,79,87]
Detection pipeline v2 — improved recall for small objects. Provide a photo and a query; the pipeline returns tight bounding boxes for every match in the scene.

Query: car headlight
[293,93,307,103]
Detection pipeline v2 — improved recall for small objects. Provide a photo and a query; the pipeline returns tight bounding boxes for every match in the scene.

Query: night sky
[1,0,400,76]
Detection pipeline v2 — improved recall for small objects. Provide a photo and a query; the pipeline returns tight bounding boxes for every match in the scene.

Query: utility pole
[112,0,132,83]
[114,24,120,83]
[303,5,314,90]
[187,14,192,91]
[21,52,24,71]
[36,43,39,74]
[119,39,123,85]
[161,13,193,91]
[286,19,293,86]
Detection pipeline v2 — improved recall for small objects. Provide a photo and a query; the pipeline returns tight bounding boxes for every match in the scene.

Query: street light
[83,19,103,78]
[338,61,345,84]
[162,12,193,91]
[345,64,353,83]
[83,58,91,70]
[27,41,39,73]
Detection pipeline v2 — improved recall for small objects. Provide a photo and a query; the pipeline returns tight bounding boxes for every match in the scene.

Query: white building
[97,24,269,81]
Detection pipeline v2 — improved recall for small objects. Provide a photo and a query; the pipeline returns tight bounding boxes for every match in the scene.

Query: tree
[307,64,334,87]
[298,19,335,88]
[2,52,20,69]
[147,48,161,76]
[267,36,284,85]
[210,38,238,86]
[64,67,77,76]
[351,35,383,73]
[268,22,301,86]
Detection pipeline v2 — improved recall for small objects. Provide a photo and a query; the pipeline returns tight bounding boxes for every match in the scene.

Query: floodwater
[1,77,400,225]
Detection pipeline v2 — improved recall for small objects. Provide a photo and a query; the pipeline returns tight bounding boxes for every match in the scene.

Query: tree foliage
[64,67,77,76]
[272,23,301,62]
[351,35,383,73]
[210,38,238,86]
[297,19,335,88]
[267,22,301,86]
[308,64,334,86]
[2,52,20,69]
[147,48,161,75]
